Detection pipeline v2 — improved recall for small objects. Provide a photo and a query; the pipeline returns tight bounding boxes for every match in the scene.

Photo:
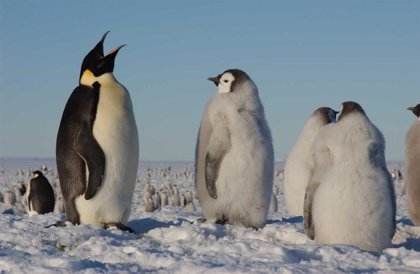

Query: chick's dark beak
[208,76,219,86]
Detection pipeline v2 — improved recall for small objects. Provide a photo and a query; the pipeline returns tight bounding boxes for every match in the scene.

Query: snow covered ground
[0,158,419,273]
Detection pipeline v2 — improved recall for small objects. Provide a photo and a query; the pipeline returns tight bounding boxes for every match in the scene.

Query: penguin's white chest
[312,163,394,251]
[76,82,139,226]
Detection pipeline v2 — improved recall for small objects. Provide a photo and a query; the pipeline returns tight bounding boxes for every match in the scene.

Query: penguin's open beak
[105,44,126,59]
[208,76,219,86]
[91,31,110,59]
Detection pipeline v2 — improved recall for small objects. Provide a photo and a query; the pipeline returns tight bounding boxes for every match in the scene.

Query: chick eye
[224,80,229,83]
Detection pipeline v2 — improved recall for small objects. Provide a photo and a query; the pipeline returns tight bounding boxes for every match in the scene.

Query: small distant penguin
[26,171,55,216]
[195,69,274,229]
[152,192,161,210]
[144,194,155,213]
[4,190,16,207]
[13,185,22,199]
[144,183,156,196]
[405,104,420,225]
[269,192,278,213]
[160,191,169,207]
[284,107,338,216]
[0,192,3,203]
[14,180,26,197]
[56,32,139,232]
[171,186,181,207]
[184,201,196,212]
[303,101,396,252]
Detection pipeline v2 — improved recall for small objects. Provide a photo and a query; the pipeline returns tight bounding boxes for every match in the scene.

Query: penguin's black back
[56,83,105,224]
[29,173,55,214]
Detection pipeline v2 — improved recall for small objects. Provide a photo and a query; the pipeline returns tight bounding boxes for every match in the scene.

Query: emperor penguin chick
[195,69,274,229]
[284,107,338,216]
[405,104,420,225]
[304,101,396,252]
[56,32,139,233]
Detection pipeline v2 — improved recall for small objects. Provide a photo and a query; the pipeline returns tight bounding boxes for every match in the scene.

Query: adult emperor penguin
[195,69,274,229]
[303,101,396,252]
[26,171,55,216]
[56,32,139,232]
[405,104,420,225]
[283,107,338,216]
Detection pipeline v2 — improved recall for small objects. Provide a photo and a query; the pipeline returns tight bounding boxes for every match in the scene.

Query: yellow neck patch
[80,69,98,86]
[82,69,95,79]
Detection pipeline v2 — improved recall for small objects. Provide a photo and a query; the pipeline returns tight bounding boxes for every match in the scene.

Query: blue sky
[0,1,419,161]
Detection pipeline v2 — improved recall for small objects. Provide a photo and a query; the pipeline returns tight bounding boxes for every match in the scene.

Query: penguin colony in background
[3,31,413,253]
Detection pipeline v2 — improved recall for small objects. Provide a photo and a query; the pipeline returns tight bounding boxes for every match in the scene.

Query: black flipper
[76,124,105,200]
[56,82,104,224]
[204,122,231,199]
[303,181,320,240]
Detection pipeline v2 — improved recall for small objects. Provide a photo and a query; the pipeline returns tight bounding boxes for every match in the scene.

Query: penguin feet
[216,217,229,225]
[196,217,207,224]
[104,222,136,233]
[197,217,230,225]
[45,220,67,228]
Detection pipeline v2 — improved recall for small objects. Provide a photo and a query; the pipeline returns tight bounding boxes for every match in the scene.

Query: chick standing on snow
[171,186,181,207]
[304,101,396,252]
[183,191,196,212]
[152,192,161,210]
[405,104,420,225]
[283,107,338,216]
[160,191,169,207]
[195,69,274,229]
[4,190,16,207]
[144,193,155,213]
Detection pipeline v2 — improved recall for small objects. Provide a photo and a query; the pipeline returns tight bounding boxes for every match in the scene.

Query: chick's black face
[79,31,125,79]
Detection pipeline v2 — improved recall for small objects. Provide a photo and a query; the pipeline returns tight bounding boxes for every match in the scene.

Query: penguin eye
[224,80,229,83]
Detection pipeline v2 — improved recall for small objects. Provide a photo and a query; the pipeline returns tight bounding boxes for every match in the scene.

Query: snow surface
[0,158,419,273]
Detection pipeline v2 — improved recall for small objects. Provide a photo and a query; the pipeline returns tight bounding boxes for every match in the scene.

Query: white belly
[312,164,394,251]
[209,133,274,228]
[76,81,139,226]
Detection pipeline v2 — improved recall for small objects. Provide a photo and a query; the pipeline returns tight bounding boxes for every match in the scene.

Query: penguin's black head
[337,101,366,121]
[79,31,125,80]
[408,104,420,118]
[315,107,339,124]
[31,170,44,179]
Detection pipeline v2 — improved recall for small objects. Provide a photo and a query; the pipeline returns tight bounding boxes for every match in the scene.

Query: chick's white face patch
[218,73,235,94]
